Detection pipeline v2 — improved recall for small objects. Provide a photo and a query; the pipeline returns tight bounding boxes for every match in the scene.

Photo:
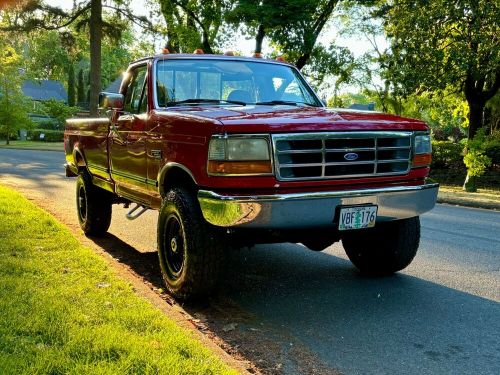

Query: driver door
[110,64,151,205]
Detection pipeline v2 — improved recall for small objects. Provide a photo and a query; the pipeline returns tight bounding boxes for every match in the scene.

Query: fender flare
[157,162,197,197]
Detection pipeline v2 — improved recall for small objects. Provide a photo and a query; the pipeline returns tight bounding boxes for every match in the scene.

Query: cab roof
[130,53,293,67]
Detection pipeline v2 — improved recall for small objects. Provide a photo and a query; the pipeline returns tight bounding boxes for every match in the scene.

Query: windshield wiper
[255,100,315,107]
[166,98,247,107]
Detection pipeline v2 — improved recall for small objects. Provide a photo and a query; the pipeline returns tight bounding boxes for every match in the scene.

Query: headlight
[414,134,431,154]
[413,133,432,167]
[208,135,273,175]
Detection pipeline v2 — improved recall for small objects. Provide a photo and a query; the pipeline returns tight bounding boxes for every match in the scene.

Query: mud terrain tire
[157,188,222,301]
[76,171,112,236]
[342,216,420,275]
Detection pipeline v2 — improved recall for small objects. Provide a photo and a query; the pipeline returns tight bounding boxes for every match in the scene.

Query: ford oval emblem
[344,152,359,161]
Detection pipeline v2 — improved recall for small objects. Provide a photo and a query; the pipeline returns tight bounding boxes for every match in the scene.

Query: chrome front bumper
[198,183,439,229]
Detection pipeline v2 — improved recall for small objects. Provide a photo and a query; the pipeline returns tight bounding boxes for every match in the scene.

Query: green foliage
[77,68,86,104]
[158,0,229,53]
[400,90,468,141]
[464,151,491,179]
[463,129,493,191]
[25,30,70,81]
[67,62,75,106]
[431,141,464,170]
[483,131,500,165]
[38,99,79,128]
[0,185,237,375]
[381,0,500,138]
[0,43,34,144]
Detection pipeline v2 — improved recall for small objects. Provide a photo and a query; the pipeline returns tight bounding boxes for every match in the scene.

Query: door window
[124,65,147,113]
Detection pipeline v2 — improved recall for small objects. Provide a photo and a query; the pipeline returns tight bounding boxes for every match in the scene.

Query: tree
[158,0,229,54]
[0,44,33,144]
[380,0,500,140]
[269,0,340,69]
[1,0,153,116]
[77,68,86,105]
[67,62,76,106]
[226,0,293,54]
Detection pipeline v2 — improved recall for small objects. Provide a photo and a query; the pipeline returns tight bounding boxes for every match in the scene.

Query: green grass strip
[0,185,237,375]
[0,141,63,152]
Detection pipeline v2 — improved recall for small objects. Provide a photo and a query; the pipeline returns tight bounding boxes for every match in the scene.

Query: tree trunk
[467,99,485,139]
[89,0,102,117]
[201,31,213,54]
[255,24,265,54]
[6,132,10,145]
[295,53,310,70]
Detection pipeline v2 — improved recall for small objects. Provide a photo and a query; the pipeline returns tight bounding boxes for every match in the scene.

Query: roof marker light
[276,56,285,62]
[193,49,204,54]
[162,48,170,54]
[224,51,234,56]
[252,52,263,58]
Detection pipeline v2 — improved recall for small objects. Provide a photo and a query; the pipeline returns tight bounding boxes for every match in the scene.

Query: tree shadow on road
[87,234,500,375]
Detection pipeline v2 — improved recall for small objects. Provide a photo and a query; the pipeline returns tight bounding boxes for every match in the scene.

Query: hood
[158,105,428,133]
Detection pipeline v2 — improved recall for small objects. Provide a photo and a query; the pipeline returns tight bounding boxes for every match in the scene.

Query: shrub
[27,129,64,142]
[463,129,492,192]
[484,131,500,165]
[431,141,464,170]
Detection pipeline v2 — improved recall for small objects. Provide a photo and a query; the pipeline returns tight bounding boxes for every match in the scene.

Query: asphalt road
[1,148,499,375]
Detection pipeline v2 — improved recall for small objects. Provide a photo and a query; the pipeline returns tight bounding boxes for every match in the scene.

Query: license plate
[338,205,378,231]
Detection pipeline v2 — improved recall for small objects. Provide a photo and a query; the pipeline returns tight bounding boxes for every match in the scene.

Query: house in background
[22,80,68,104]
[105,76,122,93]
[21,80,68,130]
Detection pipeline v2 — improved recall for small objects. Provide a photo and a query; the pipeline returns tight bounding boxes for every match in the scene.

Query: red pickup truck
[65,52,438,300]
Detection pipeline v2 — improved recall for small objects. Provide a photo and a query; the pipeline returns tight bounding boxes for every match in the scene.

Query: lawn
[0,185,237,375]
[0,140,64,152]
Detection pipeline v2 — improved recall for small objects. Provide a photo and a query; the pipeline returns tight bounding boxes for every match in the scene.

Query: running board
[126,204,148,220]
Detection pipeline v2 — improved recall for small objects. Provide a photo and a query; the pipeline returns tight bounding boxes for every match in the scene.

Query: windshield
[155,59,321,108]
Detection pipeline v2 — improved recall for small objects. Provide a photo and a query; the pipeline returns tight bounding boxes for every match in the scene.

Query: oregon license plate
[338,205,378,231]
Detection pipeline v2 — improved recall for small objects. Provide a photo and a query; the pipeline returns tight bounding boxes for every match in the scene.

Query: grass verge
[0,185,237,375]
[0,141,63,152]
[437,184,500,210]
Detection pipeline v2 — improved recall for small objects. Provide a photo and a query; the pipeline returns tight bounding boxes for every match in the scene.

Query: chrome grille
[272,131,413,181]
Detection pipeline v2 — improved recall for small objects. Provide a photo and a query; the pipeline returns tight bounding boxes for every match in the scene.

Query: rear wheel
[157,188,222,301]
[341,216,420,275]
[76,171,112,236]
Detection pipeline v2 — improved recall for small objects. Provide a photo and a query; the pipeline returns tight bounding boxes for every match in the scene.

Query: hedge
[431,140,465,170]
[27,129,64,142]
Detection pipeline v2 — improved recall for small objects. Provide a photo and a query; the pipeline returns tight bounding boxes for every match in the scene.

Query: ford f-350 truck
[65,52,438,300]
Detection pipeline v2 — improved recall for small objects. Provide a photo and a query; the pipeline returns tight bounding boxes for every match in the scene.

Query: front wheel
[341,216,420,275]
[76,171,112,236]
[157,188,222,301]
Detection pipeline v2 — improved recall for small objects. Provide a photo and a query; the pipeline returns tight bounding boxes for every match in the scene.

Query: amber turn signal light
[412,153,432,167]
[208,160,272,175]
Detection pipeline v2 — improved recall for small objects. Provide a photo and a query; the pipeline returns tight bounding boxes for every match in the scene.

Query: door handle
[118,114,135,122]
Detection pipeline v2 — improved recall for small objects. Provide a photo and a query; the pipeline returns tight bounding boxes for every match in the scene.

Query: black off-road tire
[157,188,222,301]
[341,216,420,275]
[76,171,112,236]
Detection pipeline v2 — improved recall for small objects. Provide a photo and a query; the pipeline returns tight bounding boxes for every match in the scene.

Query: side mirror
[99,92,124,110]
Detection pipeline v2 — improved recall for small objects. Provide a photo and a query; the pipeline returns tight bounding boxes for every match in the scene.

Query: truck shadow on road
[89,234,500,375]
